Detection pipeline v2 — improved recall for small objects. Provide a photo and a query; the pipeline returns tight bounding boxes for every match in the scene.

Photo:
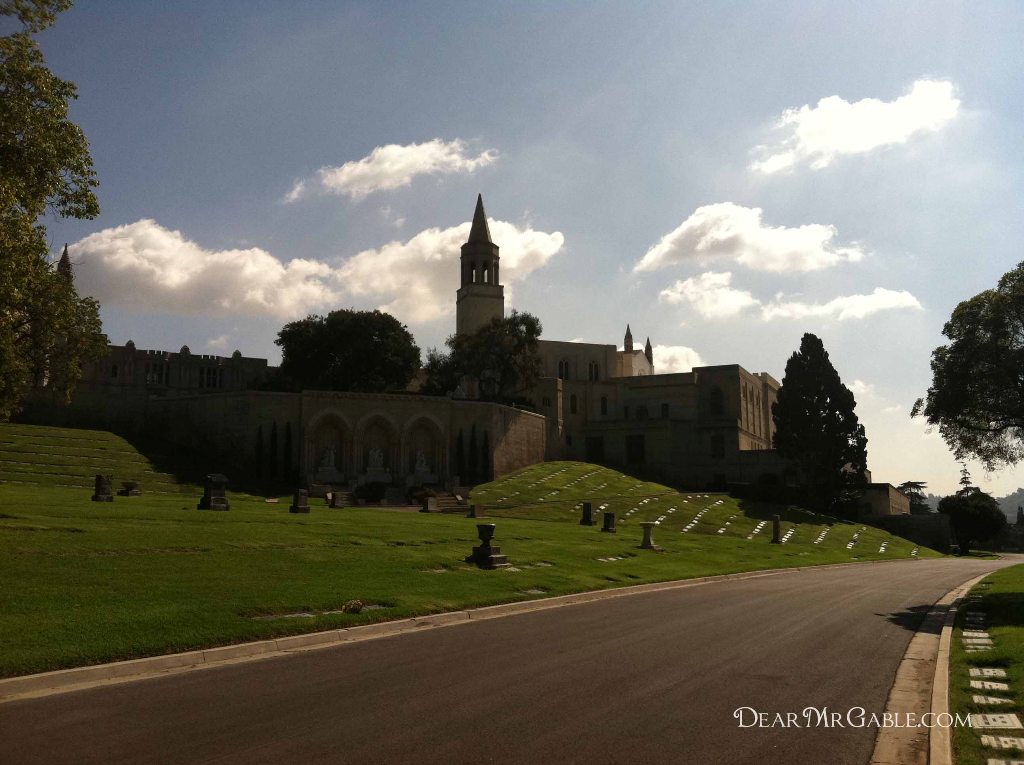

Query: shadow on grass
[736,497,849,527]
[972,592,1024,629]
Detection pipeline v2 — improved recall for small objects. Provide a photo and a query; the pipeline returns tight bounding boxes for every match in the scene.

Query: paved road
[1,557,1017,765]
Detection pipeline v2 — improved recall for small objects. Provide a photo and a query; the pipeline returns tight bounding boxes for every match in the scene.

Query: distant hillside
[924,488,1024,523]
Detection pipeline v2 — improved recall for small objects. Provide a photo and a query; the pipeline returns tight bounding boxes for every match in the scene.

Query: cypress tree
[772,333,868,513]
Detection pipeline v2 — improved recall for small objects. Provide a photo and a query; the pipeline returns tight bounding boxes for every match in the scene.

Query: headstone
[465,523,510,569]
[289,489,310,514]
[91,474,113,502]
[420,496,438,513]
[197,473,230,511]
[640,521,660,550]
[329,491,345,509]
[580,501,596,526]
[602,511,617,534]
[467,504,479,518]
[770,514,781,544]
[116,480,141,497]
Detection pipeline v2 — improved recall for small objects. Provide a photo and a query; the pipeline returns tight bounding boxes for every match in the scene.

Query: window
[110,364,118,379]
[588,361,600,381]
[600,396,607,415]
[557,359,570,380]
[710,433,725,460]
[636,405,648,420]
[542,396,551,407]
[570,394,577,414]
[661,403,669,418]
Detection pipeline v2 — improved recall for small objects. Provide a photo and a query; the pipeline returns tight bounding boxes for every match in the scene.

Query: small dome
[232,349,242,359]
[125,340,136,351]
[179,345,191,356]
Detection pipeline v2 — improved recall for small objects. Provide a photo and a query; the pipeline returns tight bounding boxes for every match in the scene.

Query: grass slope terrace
[0,426,938,678]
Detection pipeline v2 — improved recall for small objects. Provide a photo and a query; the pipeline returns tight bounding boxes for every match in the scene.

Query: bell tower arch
[456,194,504,335]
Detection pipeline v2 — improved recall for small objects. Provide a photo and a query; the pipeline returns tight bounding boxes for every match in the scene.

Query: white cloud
[285,138,497,202]
[653,345,705,373]
[634,203,864,273]
[761,288,923,320]
[752,80,960,174]
[337,219,564,323]
[71,217,564,325]
[659,271,758,319]
[206,334,230,351]
[849,379,875,397]
[72,220,336,319]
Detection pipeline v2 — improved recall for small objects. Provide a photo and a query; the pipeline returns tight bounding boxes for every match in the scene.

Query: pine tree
[772,333,868,513]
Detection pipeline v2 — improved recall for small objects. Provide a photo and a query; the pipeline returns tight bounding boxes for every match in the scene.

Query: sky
[34,1,1024,496]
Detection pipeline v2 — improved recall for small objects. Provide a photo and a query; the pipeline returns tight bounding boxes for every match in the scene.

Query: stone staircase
[434,491,467,513]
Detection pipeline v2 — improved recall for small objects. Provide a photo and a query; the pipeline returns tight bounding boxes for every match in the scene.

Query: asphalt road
[1,557,1016,765]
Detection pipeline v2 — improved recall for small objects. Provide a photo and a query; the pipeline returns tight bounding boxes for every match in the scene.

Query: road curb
[868,571,988,765]
[928,573,989,765]
[0,557,921,703]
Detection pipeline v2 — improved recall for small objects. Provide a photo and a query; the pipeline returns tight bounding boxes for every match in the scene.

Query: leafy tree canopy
[772,332,868,513]
[0,1,106,419]
[913,262,1024,469]
[421,310,542,405]
[897,481,932,515]
[275,309,420,393]
[937,479,1006,555]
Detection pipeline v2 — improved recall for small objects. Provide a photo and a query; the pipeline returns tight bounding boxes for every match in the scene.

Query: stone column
[640,521,659,550]
[289,489,311,514]
[771,514,781,544]
[601,511,616,533]
[91,474,113,503]
[579,501,595,526]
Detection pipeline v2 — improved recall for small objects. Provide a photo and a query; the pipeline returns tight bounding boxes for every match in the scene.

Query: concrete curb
[869,572,988,765]
[928,573,989,765]
[0,557,921,704]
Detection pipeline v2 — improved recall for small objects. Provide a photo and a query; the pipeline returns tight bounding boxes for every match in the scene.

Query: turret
[644,337,653,366]
[624,324,633,353]
[57,244,73,282]
[455,195,505,335]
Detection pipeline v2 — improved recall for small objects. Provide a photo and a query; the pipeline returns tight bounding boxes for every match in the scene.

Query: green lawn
[950,563,1024,764]
[0,425,939,678]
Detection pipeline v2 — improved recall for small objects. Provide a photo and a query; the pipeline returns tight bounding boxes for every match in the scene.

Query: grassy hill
[0,429,939,677]
[0,423,199,492]
[472,461,923,558]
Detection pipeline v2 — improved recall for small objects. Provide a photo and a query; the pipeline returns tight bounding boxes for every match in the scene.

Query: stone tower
[624,324,633,353]
[456,195,504,336]
[644,337,653,366]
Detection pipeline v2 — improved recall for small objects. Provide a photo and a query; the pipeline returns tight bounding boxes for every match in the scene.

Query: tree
[897,481,932,515]
[421,310,542,405]
[0,2,106,419]
[275,309,420,393]
[913,262,1024,469]
[937,477,1006,555]
[772,333,868,513]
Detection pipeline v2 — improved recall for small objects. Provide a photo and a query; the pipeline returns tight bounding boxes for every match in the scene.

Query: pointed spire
[57,244,73,282]
[644,336,653,365]
[468,194,492,243]
[624,324,633,353]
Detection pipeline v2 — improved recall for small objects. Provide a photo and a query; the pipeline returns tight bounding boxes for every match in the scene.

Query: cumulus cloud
[655,270,921,324]
[72,218,563,324]
[849,379,875,397]
[285,138,497,202]
[337,219,564,323]
[634,203,863,273]
[761,288,923,320]
[659,272,758,319]
[72,219,336,319]
[752,79,960,174]
[653,345,705,373]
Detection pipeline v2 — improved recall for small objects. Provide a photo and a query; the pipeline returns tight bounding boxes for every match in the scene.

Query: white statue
[368,446,384,470]
[415,449,429,473]
[319,446,336,469]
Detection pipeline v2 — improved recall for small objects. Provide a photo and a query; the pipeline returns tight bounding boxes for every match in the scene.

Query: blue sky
[39,1,1024,495]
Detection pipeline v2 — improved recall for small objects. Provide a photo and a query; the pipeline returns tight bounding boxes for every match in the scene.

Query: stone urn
[476,523,496,547]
